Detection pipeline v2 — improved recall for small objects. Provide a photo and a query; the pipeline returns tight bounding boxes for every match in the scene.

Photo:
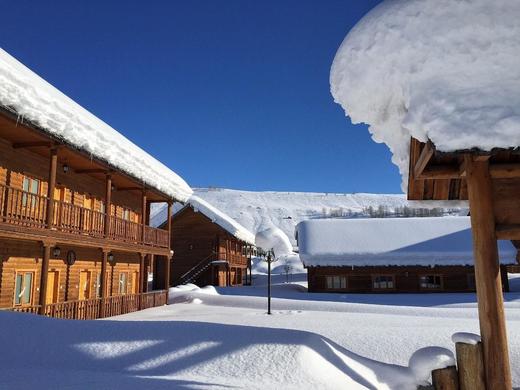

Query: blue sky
[1,0,401,194]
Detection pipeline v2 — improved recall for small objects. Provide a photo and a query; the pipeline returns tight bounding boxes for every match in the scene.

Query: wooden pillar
[141,190,147,244]
[38,243,51,314]
[465,155,512,390]
[104,174,112,238]
[165,201,172,300]
[45,147,58,228]
[100,250,108,317]
[139,253,146,293]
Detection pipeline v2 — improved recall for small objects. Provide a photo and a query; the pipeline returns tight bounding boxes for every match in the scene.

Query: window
[22,176,40,207]
[118,272,128,294]
[420,275,443,289]
[95,273,101,298]
[122,209,130,221]
[373,275,395,289]
[326,275,347,289]
[14,271,34,305]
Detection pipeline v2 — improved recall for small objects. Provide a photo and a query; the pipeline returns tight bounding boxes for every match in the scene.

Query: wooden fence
[8,290,168,320]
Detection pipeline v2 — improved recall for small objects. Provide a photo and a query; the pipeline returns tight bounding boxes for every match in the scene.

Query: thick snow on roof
[330,0,520,190]
[297,217,517,267]
[180,195,255,245]
[0,48,192,201]
[150,187,466,245]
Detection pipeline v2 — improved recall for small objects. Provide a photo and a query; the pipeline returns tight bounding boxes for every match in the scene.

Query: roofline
[0,105,179,203]
[164,203,255,244]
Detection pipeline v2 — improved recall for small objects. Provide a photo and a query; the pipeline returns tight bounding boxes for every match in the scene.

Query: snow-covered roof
[330,0,520,191]
[0,48,192,202]
[178,195,255,245]
[297,217,517,267]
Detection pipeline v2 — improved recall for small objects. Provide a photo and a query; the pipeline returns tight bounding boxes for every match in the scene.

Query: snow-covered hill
[151,188,466,248]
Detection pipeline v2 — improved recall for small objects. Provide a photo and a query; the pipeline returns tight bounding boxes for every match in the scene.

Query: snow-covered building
[297,217,517,293]
[0,48,191,317]
[158,196,256,287]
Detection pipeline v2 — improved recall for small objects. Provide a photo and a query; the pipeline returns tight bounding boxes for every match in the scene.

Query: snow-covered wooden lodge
[0,48,192,318]
[297,217,517,293]
[159,196,256,287]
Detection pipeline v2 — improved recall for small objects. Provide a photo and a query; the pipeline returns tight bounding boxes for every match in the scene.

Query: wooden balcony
[0,183,169,249]
[8,290,168,320]
[217,251,248,266]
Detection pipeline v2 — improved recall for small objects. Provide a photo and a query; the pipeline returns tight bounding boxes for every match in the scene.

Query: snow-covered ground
[2,273,519,389]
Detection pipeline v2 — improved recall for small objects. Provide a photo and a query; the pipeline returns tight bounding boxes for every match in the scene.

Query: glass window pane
[340,277,346,289]
[23,273,32,304]
[15,274,23,305]
[22,178,29,192]
[30,179,39,194]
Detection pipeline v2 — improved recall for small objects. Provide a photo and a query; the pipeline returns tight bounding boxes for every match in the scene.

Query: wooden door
[132,271,139,294]
[46,270,59,304]
[79,270,91,300]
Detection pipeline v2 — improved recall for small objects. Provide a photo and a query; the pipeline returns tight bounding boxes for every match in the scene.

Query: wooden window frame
[325,275,347,290]
[13,269,36,306]
[21,175,42,207]
[118,271,129,295]
[419,274,444,290]
[372,274,396,290]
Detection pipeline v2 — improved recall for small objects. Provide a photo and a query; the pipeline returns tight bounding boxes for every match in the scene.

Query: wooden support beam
[419,165,460,179]
[465,155,512,390]
[141,190,147,243]
[165,202,173,301]
[489,163,520,179]
[139,253,146,294]
[104,174,112,237]
[13,141,52,149]
[45,147,58,228]
[413,141,435,179]
[75,168,109,174]
[38,244,51,314]
[100,250,108,317]
[495,224,520,240]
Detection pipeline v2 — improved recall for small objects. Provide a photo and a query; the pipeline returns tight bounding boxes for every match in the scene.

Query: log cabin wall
[307,265,510,293]
[0,239,143,308]
[0,138,142,219]
[170,207,248,287]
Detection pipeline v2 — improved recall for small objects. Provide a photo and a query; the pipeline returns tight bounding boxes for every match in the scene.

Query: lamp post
[262,248,277,315]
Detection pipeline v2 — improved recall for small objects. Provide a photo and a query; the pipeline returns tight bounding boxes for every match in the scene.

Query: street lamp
[261,248,277,315]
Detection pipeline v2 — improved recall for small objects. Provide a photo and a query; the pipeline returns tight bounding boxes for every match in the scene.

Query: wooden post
[166,201,172,301]
[139,253,146,294]
[432,366,459,390]
[465,155,512,389]
[141,190,147,244]
[45,147,58,228]
[455,342,485,390]
[38,243,51,314]
[104,174,112,238]
[100,250,108,317]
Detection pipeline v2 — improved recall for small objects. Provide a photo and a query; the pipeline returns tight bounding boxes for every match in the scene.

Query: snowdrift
[330,0,520,190]
[0,311,426,389]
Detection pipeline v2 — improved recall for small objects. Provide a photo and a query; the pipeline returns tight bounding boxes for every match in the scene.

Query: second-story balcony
[0,183,169,248]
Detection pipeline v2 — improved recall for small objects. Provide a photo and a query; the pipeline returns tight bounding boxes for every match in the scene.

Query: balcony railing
[217,251,248,265]
[8,290,168,320]
[0,184,169,248]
